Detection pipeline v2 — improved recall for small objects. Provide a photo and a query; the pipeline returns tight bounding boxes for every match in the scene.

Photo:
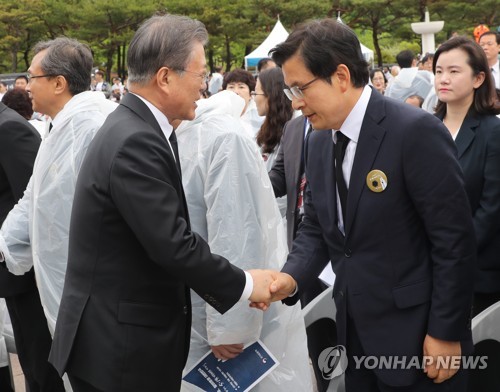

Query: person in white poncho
[0,37,117,338]
[178,91,312,391]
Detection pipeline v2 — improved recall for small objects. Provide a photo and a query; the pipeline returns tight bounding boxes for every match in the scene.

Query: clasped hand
[247,269,297,311]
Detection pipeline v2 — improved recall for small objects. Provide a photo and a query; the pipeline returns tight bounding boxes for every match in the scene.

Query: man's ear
[156,67,172,91]
[53,75,68,95]
[334,64,351,93]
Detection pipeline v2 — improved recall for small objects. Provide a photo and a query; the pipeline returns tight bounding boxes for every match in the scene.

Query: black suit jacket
[268,115,307,249]
[0,102,40,296]
[282,90,476,386]
[449,111,500,293]
[49,94,246,391]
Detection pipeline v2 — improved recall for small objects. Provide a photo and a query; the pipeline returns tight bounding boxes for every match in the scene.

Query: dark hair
[421,53,434,64]
[479,31,500,44]
[255,68,293,154]
[433,36,500,117]
[127,14,208,85]
[95,70,104,77]
[405,94,424,107]
[1,88,34,120]
[33,37,93,96]
[396,50,415,68]
[270,18,369,88]
[257,58,274,72]
[213,65,223,73]
[222,69,256,91]
[15,75,28,84]
[369,68,387,83]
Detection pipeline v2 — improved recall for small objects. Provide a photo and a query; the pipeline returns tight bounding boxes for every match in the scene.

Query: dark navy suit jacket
[447,111,500,293]
[50,93,246,391]
[282,89,476,386]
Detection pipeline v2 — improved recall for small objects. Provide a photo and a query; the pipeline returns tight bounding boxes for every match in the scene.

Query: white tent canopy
[245,18,374,70]
[360,43,374,65]
[245,20,288,69]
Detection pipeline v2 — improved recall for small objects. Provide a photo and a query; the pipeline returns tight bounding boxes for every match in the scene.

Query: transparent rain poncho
[0,91,117,335]
[178,91,312,391]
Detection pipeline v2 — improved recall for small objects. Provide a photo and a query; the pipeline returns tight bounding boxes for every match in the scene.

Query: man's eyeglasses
[283,77,320,101]
[27,74,57,82]
[178,69,210,84]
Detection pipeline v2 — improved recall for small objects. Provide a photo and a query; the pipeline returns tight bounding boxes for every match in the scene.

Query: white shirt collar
[131,93,173,142]
[334,85,372,143]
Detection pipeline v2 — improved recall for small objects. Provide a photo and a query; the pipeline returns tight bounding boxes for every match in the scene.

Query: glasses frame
[284,77,320,101]
[177,69,210,84]
[250,92,265,97]
[27,74,57,82]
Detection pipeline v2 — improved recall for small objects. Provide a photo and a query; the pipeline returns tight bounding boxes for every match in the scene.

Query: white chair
[472,301,500,344]
[302,286,345,392]
[470,301,500,390]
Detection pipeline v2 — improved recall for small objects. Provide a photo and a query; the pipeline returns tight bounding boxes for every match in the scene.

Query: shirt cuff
[240,271,254,301]
[289,284,298,297]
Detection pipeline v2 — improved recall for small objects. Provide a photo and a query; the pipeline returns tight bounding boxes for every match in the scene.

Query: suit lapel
[120,94,165,139]
[345,93,386,237]
[455,113,479,159]
[290,116,306,186]
[310,129,340,232]
[119,94,191,225]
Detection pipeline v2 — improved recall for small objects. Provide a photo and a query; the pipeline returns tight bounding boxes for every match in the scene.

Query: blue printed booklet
[182,340,279,391]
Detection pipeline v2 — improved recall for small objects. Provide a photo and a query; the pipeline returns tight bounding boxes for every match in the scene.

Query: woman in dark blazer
[433,36,500,392]
[434,36,500,315]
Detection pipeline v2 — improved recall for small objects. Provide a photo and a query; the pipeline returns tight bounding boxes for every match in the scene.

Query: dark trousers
[5,285,65,392]
[467,292,500,392]
[345,315,469,392]
[69,374,104,392]
[301,279,337,392]
[0,365,14,392]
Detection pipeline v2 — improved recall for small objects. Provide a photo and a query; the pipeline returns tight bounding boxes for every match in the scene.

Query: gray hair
[127,14,208,85]
[33,37,92,96]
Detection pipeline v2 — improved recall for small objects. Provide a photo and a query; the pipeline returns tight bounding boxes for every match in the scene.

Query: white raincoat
[178,91,312,391]
[384,67,433,102]
[0,91,117,335]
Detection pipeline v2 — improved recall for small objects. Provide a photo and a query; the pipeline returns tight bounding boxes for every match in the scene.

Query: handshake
[247,269,297,311]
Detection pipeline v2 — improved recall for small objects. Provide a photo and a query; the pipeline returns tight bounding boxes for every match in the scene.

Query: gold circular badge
[366,170,388,193]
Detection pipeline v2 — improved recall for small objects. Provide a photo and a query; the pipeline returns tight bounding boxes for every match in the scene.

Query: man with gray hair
[50,14,277,392]
[0,37,116,350]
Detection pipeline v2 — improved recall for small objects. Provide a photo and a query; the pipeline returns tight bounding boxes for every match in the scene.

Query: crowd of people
[0,12,499,392]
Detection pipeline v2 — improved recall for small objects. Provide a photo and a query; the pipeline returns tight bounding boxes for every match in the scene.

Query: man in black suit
[263,19,476,391]
[50,15,275,392]
[0,102,64,391]
[269,116,336,392]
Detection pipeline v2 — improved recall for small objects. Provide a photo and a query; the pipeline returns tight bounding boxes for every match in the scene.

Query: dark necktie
[334,131,350,224]
[168,131,182,176]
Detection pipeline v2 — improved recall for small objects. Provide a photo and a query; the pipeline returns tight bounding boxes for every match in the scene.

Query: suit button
[338,291,344,298]
[345,248,352,258]
[183,306,188,314]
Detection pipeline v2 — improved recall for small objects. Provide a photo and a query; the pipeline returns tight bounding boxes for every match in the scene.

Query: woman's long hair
[433,36,500,117]
[256,67,294,154]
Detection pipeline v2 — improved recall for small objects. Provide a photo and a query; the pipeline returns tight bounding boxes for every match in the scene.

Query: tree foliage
[0,0,497,75]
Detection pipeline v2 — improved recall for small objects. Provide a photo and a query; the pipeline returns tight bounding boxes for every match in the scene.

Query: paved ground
[9,354,25,392]
[9,354,318,391]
